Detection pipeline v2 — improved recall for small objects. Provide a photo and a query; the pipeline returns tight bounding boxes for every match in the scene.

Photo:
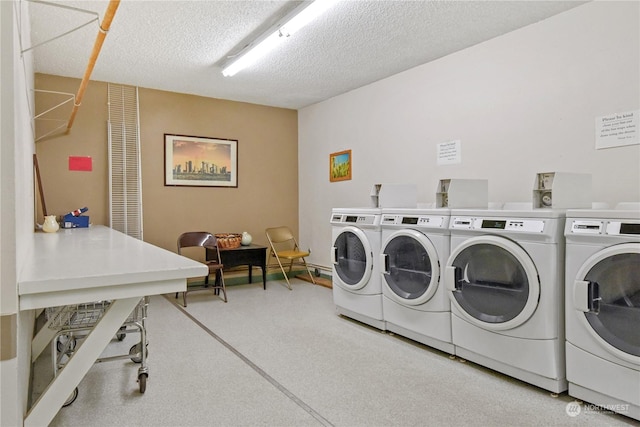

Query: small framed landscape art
[330,149,352,182]
[164,134,238,187]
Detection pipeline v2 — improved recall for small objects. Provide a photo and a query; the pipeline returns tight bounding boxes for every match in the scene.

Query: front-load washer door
[572,243,640,363]
[380,230,440,306]
[332,226,373,291]
[445,235,540,331]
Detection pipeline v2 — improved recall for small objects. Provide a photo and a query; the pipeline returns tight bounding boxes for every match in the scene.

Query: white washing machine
[379,208,453,354]
[330,208,384,330]
[565,208,640,421]
[445,208,567,393]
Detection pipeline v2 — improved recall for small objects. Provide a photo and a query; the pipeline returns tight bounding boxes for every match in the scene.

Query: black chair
[175,232,227,306]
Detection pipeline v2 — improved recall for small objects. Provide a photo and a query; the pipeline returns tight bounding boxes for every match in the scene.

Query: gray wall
[298,1,640,270]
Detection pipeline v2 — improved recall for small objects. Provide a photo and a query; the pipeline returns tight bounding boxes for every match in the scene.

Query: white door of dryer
[332,226,373,291]
[380,229,440,306]
[571,243,640,364]
[445,235,540,331]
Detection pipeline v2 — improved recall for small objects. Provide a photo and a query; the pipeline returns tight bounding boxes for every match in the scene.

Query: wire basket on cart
[45,297,149,406]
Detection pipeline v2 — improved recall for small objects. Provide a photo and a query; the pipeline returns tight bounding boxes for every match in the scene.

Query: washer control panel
[451,217,545,233]
[381,215,446,228]
[571,220,640,236]
[331,214,379,226]
[570,220,603,234]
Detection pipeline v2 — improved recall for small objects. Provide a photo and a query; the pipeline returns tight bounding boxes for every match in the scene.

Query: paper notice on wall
[437,140,461,165]
[595,110,639,149]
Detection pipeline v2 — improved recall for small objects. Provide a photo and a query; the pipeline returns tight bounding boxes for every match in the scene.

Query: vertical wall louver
[108,84,143,239]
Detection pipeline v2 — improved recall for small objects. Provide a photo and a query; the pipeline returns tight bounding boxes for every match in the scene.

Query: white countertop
[19,226,209,426]
[17,225,208,310]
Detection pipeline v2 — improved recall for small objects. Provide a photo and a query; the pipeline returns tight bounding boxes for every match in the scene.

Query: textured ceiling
[28,0,586,110]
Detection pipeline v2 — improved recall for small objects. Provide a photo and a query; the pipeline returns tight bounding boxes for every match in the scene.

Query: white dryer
[445,209,567,393]
[379,208,453,354]
[565,208,640,421]
[331,208,384,330]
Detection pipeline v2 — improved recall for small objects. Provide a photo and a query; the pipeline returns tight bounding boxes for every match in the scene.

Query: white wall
[298,1,640,270]
[1,0,37,425]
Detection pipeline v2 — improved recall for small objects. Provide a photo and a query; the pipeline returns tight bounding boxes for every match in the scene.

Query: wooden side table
[207,244,267,289]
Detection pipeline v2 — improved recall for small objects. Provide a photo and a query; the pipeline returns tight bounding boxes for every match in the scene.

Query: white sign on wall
[437,140,461,165]
[595,109,639,149]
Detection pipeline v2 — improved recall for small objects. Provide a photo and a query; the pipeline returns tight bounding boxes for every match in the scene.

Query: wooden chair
[175,232,227,306]
[265,226,315,290]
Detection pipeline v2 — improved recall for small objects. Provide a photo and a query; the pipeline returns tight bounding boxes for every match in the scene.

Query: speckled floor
[31,279,635,427]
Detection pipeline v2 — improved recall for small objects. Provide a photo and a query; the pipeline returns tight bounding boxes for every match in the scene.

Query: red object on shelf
[68,207,89,217]
[68,156,92,171]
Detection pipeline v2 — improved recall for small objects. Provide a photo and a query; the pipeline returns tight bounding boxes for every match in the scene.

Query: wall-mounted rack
[22,0,120,139]
[33,89,75,142]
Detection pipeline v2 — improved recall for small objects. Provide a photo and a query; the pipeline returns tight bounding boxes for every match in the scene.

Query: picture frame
[164,134,238,187]
[329,149,352,182]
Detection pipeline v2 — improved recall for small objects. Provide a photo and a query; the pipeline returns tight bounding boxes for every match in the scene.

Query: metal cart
[45,297,149,406]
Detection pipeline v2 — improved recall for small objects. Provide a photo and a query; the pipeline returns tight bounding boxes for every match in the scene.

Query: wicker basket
[215,233,242,249]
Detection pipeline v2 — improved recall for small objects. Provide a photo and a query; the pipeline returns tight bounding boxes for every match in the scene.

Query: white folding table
[18,226,207,427]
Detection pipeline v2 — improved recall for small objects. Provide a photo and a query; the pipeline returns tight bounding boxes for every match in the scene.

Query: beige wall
[138,87,298,252]
[35,74,299,254]
[35,74,110,226]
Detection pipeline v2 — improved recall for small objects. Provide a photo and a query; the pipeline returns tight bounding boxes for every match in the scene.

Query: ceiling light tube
[222,31,281,77]
[222,0,338,77]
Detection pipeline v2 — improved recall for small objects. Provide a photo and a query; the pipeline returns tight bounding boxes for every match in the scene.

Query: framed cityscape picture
[329,149,352,182]
[164,134,238,187]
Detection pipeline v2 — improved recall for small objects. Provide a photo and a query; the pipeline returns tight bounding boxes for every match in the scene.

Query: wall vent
[108,84,143,239]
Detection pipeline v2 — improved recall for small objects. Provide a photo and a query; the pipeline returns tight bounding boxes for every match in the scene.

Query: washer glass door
[381,230,440,305]
[446,236,540,331]
[575,243,640,360]
[332,227,372,290]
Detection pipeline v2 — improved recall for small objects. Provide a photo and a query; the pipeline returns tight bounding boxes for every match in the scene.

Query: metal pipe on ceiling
[66,0,121,133]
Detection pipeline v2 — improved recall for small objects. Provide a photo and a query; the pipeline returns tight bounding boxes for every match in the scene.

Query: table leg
[25,297,140,427]
[261,264,266,290]
[248,264,253,283]
[31,309,60,363]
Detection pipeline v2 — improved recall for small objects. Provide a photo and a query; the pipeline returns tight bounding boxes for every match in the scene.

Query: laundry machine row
[331,204,639,420]
[332,207,568,392]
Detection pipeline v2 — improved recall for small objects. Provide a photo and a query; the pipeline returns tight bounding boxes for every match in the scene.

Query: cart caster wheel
[56,336,77,353]
[138,373,148,393]
[63,387,78,407]
[117,326,127,341]
[129,343,148,363]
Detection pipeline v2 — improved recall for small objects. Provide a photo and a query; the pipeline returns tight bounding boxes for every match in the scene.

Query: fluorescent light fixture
[221,29,282,78]
[222,0,338,77]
